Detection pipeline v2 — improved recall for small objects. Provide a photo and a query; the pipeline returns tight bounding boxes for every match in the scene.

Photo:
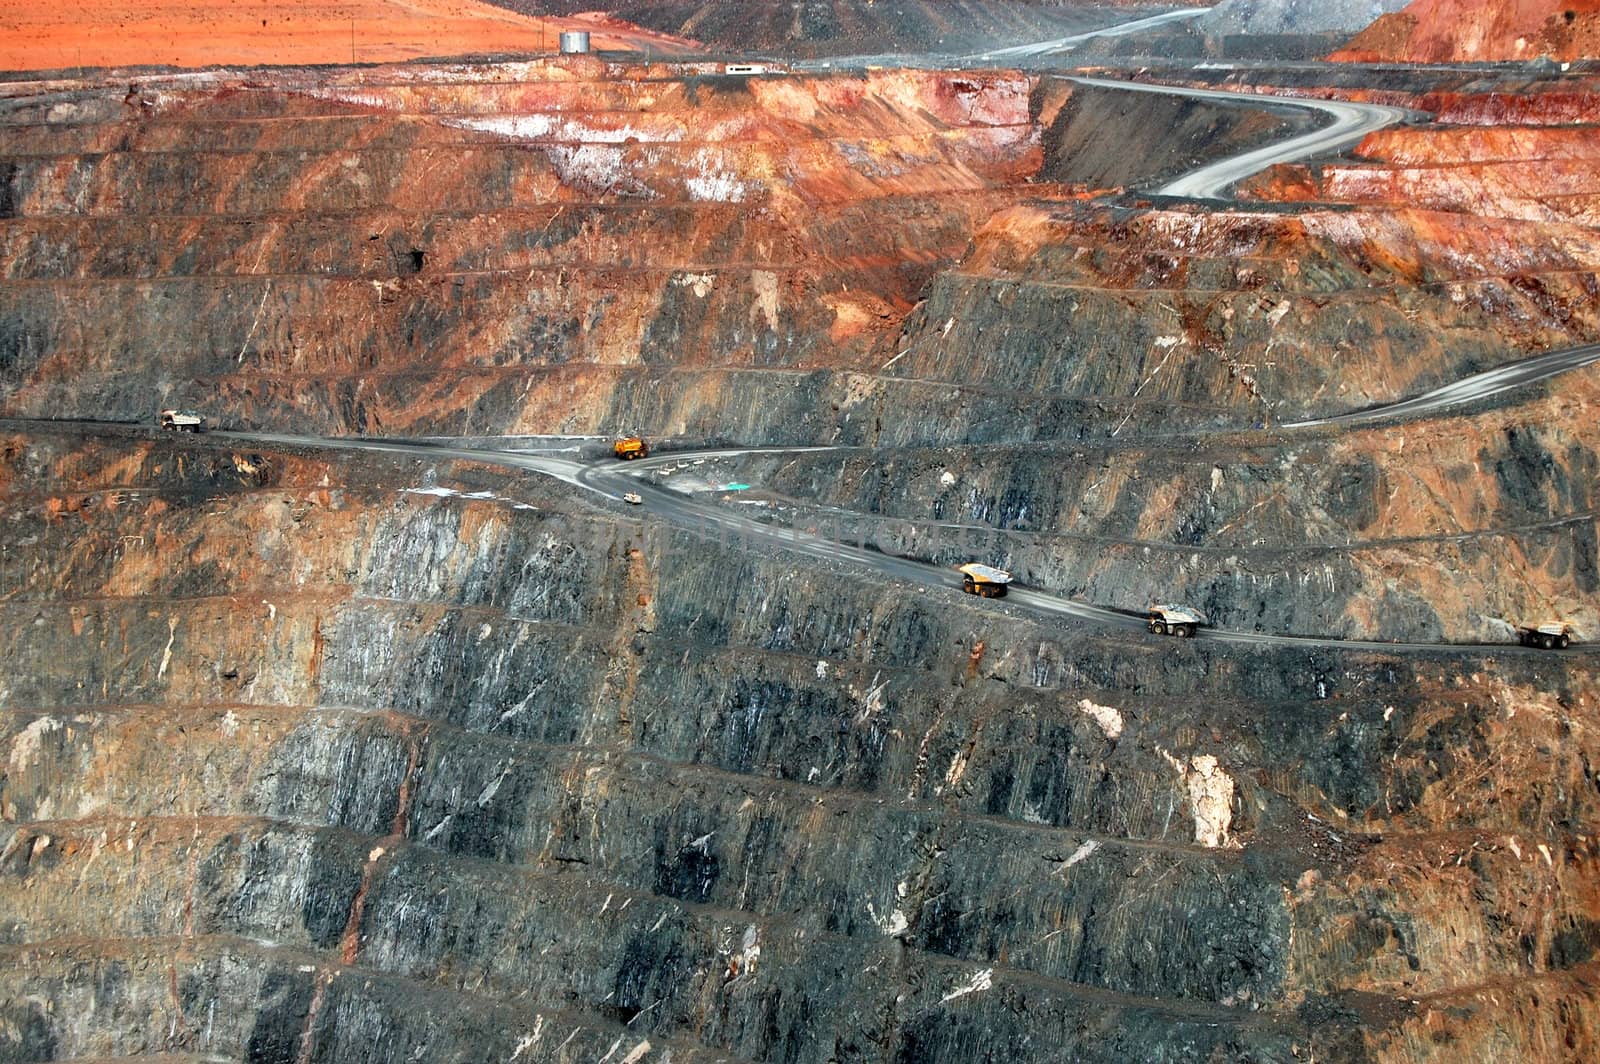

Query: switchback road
[1066,76,1414,200]
[195,423,1582,656]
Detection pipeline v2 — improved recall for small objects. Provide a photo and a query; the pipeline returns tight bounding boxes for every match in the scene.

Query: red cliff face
[1332,0,1600,62]
[1244,80,1600,226]
[0,62,1048,437]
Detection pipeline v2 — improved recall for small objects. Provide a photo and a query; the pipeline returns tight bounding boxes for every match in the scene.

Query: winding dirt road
[1066,75,1415,200]
[181,333,1599,655]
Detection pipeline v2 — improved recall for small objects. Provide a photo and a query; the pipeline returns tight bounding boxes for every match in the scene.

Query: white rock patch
[868,901,909,936]
[9,716,62,774]
[673,272,716,298]
[1161,750,1238,848]
[941,967,994,1003]
[686,172,748,202]
[1076,699,1124,741]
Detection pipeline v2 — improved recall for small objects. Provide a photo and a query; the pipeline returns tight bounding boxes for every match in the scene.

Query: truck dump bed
[959,563,1012,585]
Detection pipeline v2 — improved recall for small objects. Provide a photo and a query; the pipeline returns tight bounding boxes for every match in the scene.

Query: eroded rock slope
[5,426,1599,1061]
[2,54,1600,1064]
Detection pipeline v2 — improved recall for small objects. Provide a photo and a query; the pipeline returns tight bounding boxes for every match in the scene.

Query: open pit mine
[2,0,1600,1061]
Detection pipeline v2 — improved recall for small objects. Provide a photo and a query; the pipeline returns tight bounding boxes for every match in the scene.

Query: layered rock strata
[3,53,1600,1064]
[4,427,1599,1060]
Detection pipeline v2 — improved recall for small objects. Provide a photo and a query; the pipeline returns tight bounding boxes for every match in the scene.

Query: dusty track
[19,332,1586,656]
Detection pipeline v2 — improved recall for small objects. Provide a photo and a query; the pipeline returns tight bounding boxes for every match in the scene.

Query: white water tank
[559,31,590,54]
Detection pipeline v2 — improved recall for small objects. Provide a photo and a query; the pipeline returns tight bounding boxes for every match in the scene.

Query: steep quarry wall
[0,63,1044,438]
[0,64,1336,445]
[6,67,1596,447]
[891,202,1600,433]
[3,54,1600,1063]
[4,427,1599,1061]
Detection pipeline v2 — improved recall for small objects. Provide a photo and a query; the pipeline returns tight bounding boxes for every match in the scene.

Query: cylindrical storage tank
[559,31,591,54]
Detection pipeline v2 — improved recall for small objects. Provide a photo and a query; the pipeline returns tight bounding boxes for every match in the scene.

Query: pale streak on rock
[1077,698,1124,741]
[940,967,993,1003]
[157,616,178,679]
[9,715,63,773]
[1161,749,1238,849]
[751,269,781,331]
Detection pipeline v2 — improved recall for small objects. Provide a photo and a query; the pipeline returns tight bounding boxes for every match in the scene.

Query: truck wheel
[963,577,976,595]
[1558,633,1571,649]
[1176,624,1192,637]
[1541,633,1556,650]
[1152,620,1167,635]
[992,585,1007,598]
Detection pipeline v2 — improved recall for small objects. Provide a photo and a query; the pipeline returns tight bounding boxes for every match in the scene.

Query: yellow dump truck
[159,409,205,432]
[959,563,1011,598]
[1148,604,1204,638]
[613,436,649,460]
[1517,622,1573,650]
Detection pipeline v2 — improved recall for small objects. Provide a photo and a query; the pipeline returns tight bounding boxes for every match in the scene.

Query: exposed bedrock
[4,431,1600,1059]
[661,379,1600,641]
[7,68,1574,445]
[5,56,1600,1063]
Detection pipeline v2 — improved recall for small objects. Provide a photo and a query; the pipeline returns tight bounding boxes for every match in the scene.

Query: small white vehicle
[622,492,643,505]
[1148,604,1204,638]
[1517,622,1573,650]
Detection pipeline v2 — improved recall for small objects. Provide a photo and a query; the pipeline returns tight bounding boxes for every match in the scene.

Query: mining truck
[1148,604,1204,638]
[959,563,1011,598]
[613,436,649,460]
[159,409,205,432]
[1517,622,1573,650]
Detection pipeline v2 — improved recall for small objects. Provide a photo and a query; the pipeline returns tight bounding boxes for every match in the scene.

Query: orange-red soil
[1332,0,1600,62]
[0,0,696,74]
[1243,81,1600,225]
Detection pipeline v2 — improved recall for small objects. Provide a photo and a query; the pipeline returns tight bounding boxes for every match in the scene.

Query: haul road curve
[200,417,1590,658]
[22,328,1592,658]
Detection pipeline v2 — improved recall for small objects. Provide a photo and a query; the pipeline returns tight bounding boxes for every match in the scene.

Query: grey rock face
[1201,0,1413,36]
[5,431,1599,1060]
